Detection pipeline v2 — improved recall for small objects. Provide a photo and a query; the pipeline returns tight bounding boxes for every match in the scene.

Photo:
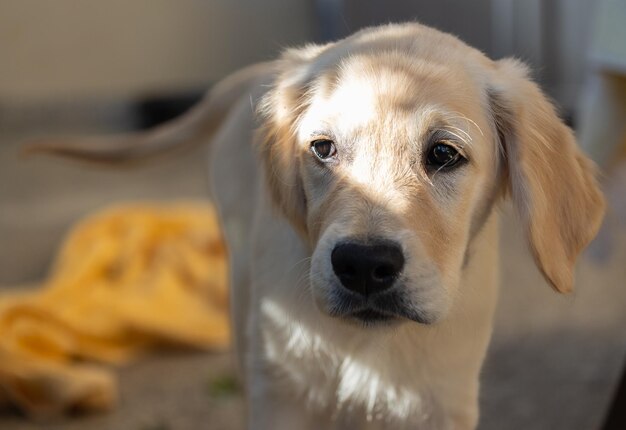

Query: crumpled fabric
[0,202,229,419]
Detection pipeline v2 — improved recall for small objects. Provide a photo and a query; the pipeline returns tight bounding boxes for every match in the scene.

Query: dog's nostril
[331,240,404,296]
[372,264,396,281]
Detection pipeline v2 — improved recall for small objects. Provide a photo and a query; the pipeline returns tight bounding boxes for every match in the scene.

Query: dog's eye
[311,139,337,161]
[426,142,462,169]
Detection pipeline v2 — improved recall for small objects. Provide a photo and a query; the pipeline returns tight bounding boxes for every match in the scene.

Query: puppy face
[259,24,604,327]
[299,55,499,325]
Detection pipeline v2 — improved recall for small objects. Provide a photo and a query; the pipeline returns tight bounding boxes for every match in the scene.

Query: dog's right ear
[257,44,329,237]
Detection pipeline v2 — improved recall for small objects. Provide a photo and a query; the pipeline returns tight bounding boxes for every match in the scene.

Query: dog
[29,23,605,429]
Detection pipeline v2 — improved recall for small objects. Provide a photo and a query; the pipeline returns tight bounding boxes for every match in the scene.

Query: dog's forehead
[298,50,485,140]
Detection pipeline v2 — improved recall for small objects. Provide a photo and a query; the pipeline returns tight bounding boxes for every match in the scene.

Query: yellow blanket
[0,202,229,419]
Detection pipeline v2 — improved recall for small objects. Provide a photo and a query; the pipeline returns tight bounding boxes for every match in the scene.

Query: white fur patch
[260,298,436,425]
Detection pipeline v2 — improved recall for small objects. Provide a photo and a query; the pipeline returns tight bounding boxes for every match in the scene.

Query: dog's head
[258,24,605,326]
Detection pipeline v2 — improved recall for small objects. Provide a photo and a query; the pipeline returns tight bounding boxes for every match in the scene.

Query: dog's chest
[258,302,442,427]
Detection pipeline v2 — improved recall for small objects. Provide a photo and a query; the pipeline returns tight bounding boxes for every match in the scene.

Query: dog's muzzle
[328,238,427,324]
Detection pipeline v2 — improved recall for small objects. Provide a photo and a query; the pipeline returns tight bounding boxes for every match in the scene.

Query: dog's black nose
[331,241,404,296]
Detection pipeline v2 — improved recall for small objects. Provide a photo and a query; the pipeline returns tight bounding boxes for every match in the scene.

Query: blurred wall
[549,0,596,111]
[343,0,493,56]
[0,0,315,103]
[0,0,599,114]
[493,0,596,113]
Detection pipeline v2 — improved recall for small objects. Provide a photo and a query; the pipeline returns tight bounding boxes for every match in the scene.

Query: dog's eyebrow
[440,111,484,137]
[428,128,472,150]
[309,130,336,140]
[416,108,476,150]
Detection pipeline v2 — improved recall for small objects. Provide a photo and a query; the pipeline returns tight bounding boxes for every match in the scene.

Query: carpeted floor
[1,103,625,430]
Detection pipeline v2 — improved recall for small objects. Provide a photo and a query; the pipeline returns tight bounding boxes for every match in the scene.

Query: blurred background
[1,0,625,429]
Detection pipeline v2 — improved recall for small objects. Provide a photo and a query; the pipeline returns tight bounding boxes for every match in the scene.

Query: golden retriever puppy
[30,23,605,430]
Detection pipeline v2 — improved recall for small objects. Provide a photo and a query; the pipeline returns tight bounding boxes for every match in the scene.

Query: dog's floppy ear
[257,44,328,236]
[489,59,605,293]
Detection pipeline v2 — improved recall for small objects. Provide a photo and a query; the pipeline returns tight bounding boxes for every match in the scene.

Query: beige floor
[1,104,625,430]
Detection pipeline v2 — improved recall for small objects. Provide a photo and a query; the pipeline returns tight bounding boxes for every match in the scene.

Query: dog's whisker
[286,256,312,275]
[440,126,472,146]
[442,124,472,141]
[444,111,485,136]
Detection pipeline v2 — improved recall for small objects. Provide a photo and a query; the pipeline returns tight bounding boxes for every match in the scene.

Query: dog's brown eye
[311,139,337,160]
[427,142,462,168]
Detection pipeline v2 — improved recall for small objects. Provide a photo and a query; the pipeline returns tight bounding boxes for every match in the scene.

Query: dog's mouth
[327,289,432,326]
[349,308,397,325]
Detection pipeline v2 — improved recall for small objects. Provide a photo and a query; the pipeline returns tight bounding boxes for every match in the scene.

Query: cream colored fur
[30,23,605,430]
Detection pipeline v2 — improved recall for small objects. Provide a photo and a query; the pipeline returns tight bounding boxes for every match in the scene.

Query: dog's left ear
[489,58,605,293]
